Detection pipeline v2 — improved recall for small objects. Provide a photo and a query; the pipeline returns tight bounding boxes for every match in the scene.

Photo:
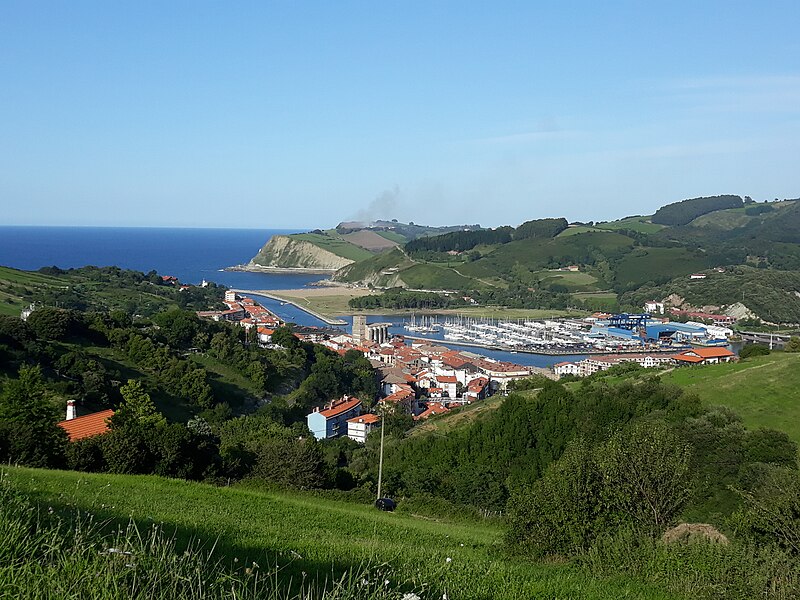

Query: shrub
[506,439,604,557]
[740,344,771,359]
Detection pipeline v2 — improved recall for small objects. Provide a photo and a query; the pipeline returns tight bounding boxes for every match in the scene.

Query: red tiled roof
[436,375,458,383]
[677,347,735,358]
[415,402,450,420]
[59,409,114,442]
[347,413,381,424]
[319,397,362,418]
[381,389,415,403]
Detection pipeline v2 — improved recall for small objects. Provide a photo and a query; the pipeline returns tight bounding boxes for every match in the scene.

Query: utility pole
[376,407,386,500]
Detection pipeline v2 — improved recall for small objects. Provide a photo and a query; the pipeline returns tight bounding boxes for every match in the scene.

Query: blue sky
[2,1,799,228]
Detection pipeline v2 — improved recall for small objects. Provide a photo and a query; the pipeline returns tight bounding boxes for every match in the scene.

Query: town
[193,291,738,444]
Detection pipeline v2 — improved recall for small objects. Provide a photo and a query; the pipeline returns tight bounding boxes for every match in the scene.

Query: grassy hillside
[334,249,488,290]
[660,352,800,444]
[597,216,666,234]
[0,266,65,315]
[4,467,678,600]
[469,231,634,277]
[611,247,713,290]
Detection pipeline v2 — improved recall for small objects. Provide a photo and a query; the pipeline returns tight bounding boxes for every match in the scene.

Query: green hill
[660,352,800,444]
[333,248,488,290]
[4,466,677,600]
[622,266,800,324]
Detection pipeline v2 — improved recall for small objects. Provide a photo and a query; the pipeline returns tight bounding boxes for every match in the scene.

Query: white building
[644,300,665,315]
[346,413,381,443]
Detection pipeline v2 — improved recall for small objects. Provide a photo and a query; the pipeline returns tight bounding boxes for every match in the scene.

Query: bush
[506,439,604,557]
[740,344,771,359]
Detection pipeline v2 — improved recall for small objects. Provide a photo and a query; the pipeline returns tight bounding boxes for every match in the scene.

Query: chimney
[66,400,76,421]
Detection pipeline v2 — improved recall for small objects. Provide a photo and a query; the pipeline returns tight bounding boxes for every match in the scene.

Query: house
[644,300,665,315]
[58,408,114,442]
[415,402,450,420]
[434,375,458,398]
[306,395,362,440]
[673,347,737,365]
[553,361,581,377]
[464,376,490,401]
[689,273,707,280]
[378,387,416,413]
[427,386,444,399]
[347,413,381,443]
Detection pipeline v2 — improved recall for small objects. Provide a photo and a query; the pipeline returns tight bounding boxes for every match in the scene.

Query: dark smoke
[353,186,400,224]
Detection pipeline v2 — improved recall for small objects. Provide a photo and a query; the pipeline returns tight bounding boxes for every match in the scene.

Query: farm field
[660,352,800,444]
[290,232,375,262]
[4,467,680,600]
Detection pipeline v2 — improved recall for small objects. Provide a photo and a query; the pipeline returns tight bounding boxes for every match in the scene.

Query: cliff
[248,235,357,271]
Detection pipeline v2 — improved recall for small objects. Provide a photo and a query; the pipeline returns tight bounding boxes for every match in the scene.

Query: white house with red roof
[347,413,381,443]
[434,375,458,398]
[673,347,737,365]
[306,395,362,440]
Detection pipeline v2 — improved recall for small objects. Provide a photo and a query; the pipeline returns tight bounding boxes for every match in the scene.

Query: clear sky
[2,1,799,228]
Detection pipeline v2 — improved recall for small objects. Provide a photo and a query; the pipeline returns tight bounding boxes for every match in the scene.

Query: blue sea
[0,226,583,368]
[0,226,323,290]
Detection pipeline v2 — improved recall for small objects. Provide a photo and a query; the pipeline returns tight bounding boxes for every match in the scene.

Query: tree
[26,307,80,340]
[740,344,771,359]
[506,439,604,557]
[786,336,800,353]
[597,420,693,535]
[0,365,67,467]
[270,326,298,349]
[111,379,166,429]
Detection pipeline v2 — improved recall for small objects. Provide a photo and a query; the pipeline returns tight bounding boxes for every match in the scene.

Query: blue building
[306,395,363,440]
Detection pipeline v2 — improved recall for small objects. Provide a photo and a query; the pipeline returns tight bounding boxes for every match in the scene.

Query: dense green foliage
[651,195,743,226]
[0,366,67,468]
[513,217,570,240]
[739,344,771,359]
[404,226,515,254]
[623,267,800,324]
[348,287,468,310]
[404,218,569,257]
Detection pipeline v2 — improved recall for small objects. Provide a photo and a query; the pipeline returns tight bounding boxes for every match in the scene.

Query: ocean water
[0,226,579,367]
[0,226,323,290]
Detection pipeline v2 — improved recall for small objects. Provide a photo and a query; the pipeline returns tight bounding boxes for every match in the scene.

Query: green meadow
[3,467,679,600]
[660,351,800,444]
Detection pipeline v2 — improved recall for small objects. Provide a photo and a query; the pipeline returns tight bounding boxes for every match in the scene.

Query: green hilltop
[325,195,800,323]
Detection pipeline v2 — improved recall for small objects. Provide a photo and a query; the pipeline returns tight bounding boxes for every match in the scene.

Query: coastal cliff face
[249,235,355,270]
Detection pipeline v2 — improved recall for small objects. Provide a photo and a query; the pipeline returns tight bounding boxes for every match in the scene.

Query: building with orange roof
[58,409,114,442]
[347,413,381,443]
[673,347,737,365]
[415,402,450,421]
[307,395,363,440]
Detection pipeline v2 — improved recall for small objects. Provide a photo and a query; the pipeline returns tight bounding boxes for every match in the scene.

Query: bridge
[738,331,792,349]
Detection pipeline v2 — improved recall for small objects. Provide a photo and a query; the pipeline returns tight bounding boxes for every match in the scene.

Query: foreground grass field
[660,351,800,444]
[4,467,680,600]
